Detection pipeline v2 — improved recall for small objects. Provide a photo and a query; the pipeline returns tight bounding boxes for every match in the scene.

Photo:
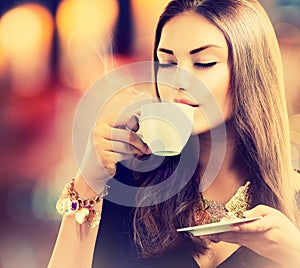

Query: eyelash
[158,62,217,69]
[194,62,217,69]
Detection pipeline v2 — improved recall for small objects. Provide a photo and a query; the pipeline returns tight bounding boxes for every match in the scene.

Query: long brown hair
[133,0,299,258]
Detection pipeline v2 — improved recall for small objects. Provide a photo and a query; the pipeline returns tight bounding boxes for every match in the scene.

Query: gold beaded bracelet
[56,179,110,228]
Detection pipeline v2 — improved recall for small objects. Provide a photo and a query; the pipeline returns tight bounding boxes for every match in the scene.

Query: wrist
[56,178,109,229]
[74,172,105,198]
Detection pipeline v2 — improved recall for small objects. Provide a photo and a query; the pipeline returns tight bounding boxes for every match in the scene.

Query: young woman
[49,0,300,267]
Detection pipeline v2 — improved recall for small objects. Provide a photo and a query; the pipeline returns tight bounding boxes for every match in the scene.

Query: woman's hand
[77,89,151,194]
[201,205,300,267]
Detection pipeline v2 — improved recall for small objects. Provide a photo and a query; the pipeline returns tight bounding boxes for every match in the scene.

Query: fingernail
[232,225,240,232]
[146,148,152,154]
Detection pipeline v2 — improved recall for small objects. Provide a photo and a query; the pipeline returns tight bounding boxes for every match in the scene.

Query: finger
[94,124,150,157]
[111,112,133,128]
[201,231,249,245]
[95,130,150,159]
[97,113,140,136]
[103,140,147,157]
[243,204,281,218]
[200,234,222,243]
[96,112,133,129]
[96,148,131,169]
[105,111,140,131]
[200,236,220,243]
[128,130,151,154]
[232,215,278,233]
[108,128,150,154]
[125,114,140,132]
[97,90,148,129]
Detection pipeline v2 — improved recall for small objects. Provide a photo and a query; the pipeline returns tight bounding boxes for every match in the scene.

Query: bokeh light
[131,0,170,59]
[56,0,119,90]
[0,3,54,97]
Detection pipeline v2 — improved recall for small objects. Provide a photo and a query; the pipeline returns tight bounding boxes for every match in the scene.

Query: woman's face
[156,12,232,134]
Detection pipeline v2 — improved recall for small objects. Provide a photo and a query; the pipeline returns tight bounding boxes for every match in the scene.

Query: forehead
[158,12,227,53]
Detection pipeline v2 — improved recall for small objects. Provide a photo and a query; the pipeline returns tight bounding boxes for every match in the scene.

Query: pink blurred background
[0,1,299,267]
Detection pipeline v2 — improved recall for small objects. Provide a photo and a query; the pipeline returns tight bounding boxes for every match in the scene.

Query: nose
[173,67,191,91]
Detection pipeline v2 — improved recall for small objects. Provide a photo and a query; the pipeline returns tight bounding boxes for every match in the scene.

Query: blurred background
[0,0,299,267]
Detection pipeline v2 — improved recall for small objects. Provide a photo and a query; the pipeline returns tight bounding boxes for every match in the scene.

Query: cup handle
[133,113,140,122]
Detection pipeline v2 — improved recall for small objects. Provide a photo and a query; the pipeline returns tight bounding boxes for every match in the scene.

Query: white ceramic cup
[137,102,195,156]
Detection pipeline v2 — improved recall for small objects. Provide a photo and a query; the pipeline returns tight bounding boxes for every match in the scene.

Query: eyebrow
[158,44,221,55]
[158,48,174,55]
[190,45,221,54]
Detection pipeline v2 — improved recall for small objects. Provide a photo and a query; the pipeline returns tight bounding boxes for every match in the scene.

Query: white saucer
[176,216,262,236]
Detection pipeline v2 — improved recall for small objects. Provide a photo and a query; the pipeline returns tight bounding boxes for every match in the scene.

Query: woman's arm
[48,90,151,267]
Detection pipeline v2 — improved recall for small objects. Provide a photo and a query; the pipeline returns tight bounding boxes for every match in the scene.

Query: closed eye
[194,62,217,69]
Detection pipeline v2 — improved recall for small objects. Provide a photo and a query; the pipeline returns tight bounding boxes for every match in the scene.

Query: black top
[93,164,280,268]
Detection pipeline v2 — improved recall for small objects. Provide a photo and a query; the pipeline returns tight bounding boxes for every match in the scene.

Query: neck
[198,122,249,203]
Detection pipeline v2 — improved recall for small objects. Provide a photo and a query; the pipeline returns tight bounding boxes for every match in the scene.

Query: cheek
[193,79,232,134]
[223,93,233,120]
[213,76,233,120]
[210,82,233,120]
[203,67,232,119]
[193,95,232,135]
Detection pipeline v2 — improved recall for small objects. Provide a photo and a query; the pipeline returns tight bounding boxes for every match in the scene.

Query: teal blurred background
[0,1,299,267]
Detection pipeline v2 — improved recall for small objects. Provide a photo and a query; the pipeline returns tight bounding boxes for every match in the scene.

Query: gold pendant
[87,210,101,228]
[56,197,68,215]
[75,208,89,224]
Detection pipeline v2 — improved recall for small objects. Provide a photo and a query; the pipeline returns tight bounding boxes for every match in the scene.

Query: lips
[173,98,200,107]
